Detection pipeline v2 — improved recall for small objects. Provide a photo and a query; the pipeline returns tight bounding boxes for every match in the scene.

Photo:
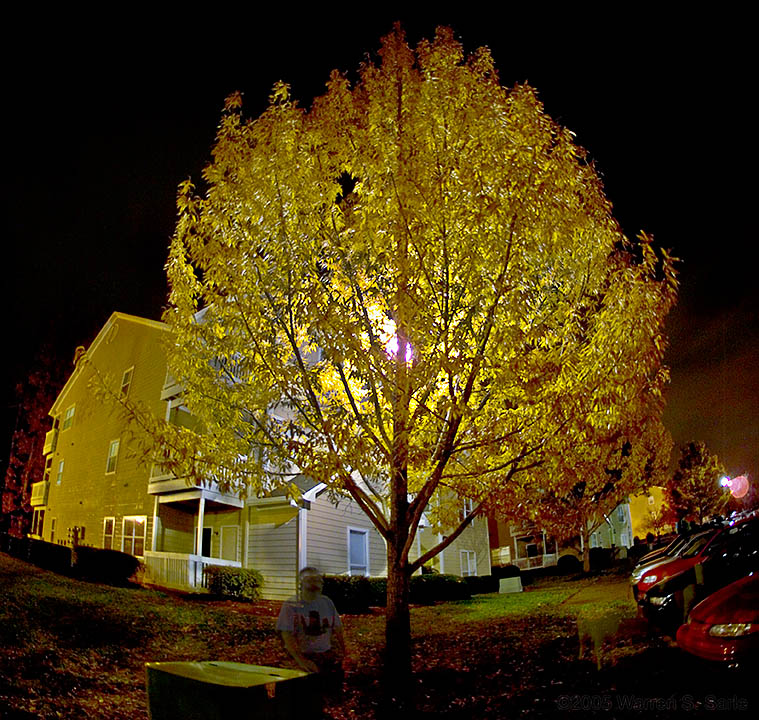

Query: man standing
[277,567,347,694]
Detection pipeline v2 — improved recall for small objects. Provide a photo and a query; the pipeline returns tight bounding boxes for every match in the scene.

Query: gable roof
[50,311,169,415]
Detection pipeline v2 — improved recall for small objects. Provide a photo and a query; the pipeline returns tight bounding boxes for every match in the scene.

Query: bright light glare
[720,476,731,487]
[385,335,413,363]
[729,474,750,499]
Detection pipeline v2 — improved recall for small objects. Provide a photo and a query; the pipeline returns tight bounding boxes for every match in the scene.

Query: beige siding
[155,504,195,554]
[305,493,386,577]
[246,508,298,601]
[43,315,168,557]
[419,517,491,577]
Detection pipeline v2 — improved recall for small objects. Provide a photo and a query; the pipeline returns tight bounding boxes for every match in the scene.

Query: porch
[143,551,241,590]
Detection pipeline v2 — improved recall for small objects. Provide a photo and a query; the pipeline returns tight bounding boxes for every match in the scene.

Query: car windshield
[681,532,715,558]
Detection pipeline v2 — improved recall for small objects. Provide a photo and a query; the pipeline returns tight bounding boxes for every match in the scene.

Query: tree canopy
[666,441,729,523]
[145,26,677,702]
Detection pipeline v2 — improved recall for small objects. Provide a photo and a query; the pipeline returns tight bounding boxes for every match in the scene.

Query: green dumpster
[145,661,319,719]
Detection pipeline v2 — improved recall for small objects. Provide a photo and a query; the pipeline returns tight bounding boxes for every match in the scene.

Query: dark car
[639,516,759,634]
[676,572,759,666]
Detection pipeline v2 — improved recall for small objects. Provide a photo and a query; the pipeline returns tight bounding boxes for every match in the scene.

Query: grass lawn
[1,552,755,719]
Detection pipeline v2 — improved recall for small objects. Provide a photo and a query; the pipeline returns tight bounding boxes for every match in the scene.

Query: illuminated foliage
[151,26,676,700]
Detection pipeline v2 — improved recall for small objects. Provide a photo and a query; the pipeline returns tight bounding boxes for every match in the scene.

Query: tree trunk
[581,526,591,573]
[382,533,412,717]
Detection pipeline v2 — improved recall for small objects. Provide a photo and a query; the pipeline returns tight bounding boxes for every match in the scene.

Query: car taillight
[708,624,758,637]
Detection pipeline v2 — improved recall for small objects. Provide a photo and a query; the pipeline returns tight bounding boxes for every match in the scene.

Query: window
[50,518,56,543]
[122,516,146,556]
[120,367,134,397]
[617,506,626,522]
[460,550,476,576]
[461,498,475,523]
[106,440,120,474]
[62,405,75,431]
[31,508,45,536]
[590,533,598,549]
[648,495,655,505]
[56,460,64,486]
[348,528,369,576]
[44,456,53,481]
[103,518,115,550]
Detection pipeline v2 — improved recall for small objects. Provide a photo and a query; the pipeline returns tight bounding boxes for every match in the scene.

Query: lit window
[122,516,146,556]
[460,550,477,576]
[120,367,134,397]
[56,460,64,485]
[348,528,369,576]
[62,405,75,431]
[648,496,655,505]
[106,440,120,474]
[103,517,115,550]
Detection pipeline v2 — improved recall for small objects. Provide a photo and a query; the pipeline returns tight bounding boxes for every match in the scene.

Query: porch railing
[143,551,241,590]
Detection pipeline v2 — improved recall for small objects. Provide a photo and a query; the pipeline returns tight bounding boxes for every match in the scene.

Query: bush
[493,564,522,579]
[27,539,73,573]
[462,574,499,595]
[322,575,384,613]
[556,554,582,574]
[410,573,471,604]
[204,566,263,600]
[72,546,141,585]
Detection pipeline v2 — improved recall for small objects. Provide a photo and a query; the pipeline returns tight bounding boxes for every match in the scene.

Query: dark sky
[5,10,757,483]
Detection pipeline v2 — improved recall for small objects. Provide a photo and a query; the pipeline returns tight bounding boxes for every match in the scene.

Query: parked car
[676,573,759,665]
[634,527,721,600]
[639,516,759,633]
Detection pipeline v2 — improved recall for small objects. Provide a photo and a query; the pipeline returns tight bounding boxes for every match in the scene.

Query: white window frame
[462,497,475,523]
[460,549,476,577]
[120,367,134,397]
[31,508,45,537]
[62,404,75,431]
[103,517,115,550]
[347,526,369,576]
[122,516,147,557]
[56,460,64,486]
[106,439,120,474]
[617,505,626,522]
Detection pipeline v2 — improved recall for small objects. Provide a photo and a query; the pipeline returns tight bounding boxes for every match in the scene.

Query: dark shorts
[304,649,344,697]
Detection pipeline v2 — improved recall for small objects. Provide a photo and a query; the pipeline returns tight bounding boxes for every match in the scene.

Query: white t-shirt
[276,595,342,654]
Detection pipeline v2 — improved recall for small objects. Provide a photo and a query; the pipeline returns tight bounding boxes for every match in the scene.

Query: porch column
[196,494,206,556]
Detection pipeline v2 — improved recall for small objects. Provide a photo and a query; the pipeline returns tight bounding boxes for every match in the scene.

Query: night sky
[5,10,757,483]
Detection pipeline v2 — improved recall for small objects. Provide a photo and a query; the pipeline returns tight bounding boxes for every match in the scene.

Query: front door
[220,526,238,561]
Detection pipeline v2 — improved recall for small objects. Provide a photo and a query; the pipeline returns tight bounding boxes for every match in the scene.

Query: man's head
[299,567,324,597]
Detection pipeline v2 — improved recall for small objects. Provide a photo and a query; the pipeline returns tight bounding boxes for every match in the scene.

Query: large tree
[147,27,675,708]
[1,350,64,539]
[666,441,729,523]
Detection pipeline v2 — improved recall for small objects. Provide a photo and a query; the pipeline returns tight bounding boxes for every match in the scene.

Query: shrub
[322,575,381,613]
[204,566,263,600]
[410,573,470,604]
[72,546,141,585]
[27,539,73,573]
[493,564,522,579]
[556,554,582,574]
[462,574,499,595]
